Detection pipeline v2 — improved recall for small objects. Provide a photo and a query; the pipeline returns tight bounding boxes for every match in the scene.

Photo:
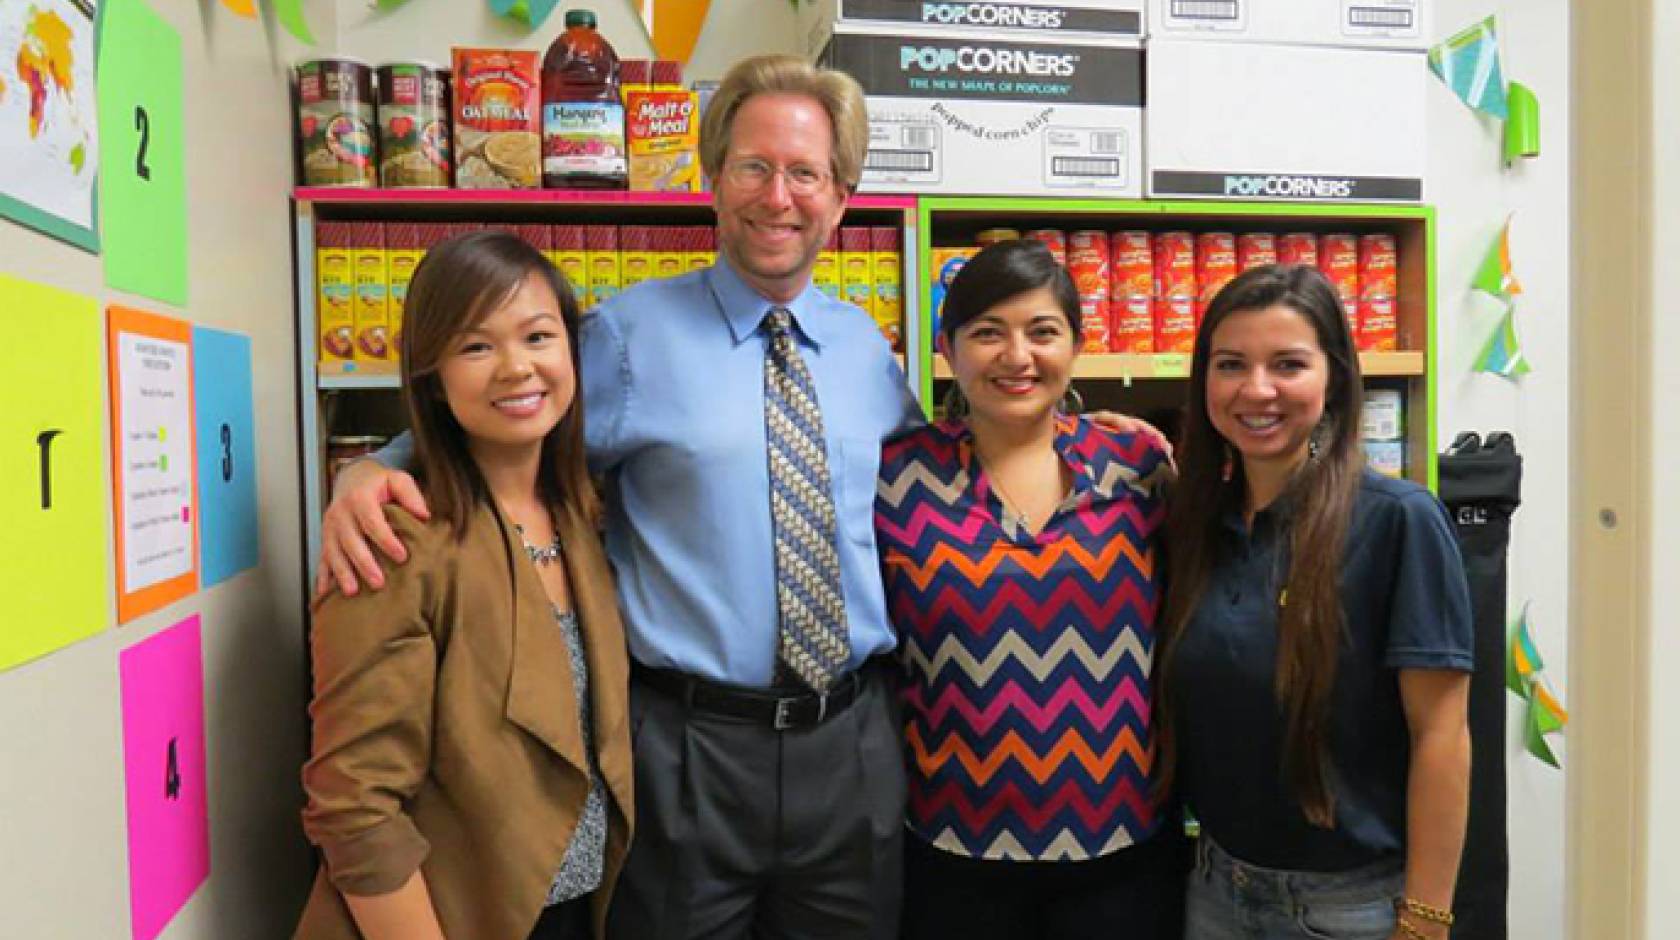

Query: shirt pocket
[832,436,882,547]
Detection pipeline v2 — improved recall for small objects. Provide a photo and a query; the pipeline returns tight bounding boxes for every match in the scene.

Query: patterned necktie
[762,307,850,692]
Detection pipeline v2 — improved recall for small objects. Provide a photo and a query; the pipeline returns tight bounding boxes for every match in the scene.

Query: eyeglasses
[722,158,832,195]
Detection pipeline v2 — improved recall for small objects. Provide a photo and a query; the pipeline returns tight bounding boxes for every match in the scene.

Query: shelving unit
[291,188,921,585]
[915,196,1438,488]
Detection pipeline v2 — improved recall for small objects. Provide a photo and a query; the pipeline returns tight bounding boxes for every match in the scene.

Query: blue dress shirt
[581,258,922,686]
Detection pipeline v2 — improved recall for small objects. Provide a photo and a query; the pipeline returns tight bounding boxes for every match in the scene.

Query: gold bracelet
[1395,916,1431,940]
[1403,898,1456,926]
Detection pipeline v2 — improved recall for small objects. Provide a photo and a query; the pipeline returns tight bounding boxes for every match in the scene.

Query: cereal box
[451,48,542,189]
[813,229,843,301]
[626,89,701,192]
[929,246,979,338]
[586,225,620,309]
[351,222,392,364]
[841,227,874,319]
[870,227,903,350]
[317,222,356,362]
[553,225,588,304]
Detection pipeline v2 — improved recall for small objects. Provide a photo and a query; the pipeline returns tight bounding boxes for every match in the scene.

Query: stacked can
[1319,233,1361,340]
[1153,231,1197,354]
[1109,231,1154,353]
[1068,230,1111,353]
[1237,232,1277,271]
[1025,229,1067,267]
[1357,233,1399,351]
[1361,389,1405,478]
[841,227,875,322]
[1278,232,1318,267]
[1195,232,1238,327]
[552,225,588,304]
[813,229,842,301]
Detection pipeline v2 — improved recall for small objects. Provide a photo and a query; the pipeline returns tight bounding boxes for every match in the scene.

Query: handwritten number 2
[165,737,181,801]
[220,423,233,482]
[135,106,152,181]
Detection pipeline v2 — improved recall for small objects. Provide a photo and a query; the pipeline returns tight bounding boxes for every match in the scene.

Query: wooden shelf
[317,361,400,390]
[930,350,1424,381]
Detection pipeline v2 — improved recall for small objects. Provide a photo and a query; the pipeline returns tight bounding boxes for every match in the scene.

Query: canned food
[377,62,452,188]
[1153,294,1196,354]
[1111,294,1154,354]
[1358,233,1399,300]
[1278,232,1318,267]
[326,435,388,493]
[452,48,542,189]
[297,58,378,187]
[1359,295,1399,351]
[1079,297,1111,353]
[1195,232,1238,323]
[1025,229,1067,266]
[976,227,1021,247]
[1068,230,1110,299]
[1110,231,1153,300]
[1319,233,1361,338]
[1237,232,1278,271]
[1153,231,1196,302]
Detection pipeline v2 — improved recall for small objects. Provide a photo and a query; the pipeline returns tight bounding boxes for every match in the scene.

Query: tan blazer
[294,500,633,940]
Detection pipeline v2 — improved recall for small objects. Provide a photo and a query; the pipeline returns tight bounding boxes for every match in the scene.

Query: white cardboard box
[820,25,1145,197]
[1148,0,1428,50]
[801,0,1147,60]
[1145,38,1425,202]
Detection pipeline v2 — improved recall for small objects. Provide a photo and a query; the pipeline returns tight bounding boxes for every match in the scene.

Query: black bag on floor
[1437,432,1522,940]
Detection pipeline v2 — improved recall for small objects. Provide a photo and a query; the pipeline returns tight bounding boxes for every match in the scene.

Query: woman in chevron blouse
[1154,264,1472,940]
[876,240,1187,940]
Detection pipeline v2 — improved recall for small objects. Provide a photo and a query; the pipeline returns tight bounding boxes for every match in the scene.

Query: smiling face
[1204,302,1330,477]
[940,286,1078,429]
[437,271,575,464]
[711,92,848,302]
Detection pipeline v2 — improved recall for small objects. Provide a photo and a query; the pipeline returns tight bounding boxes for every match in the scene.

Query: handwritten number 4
[135,106,151,181]
[165,736,181,801]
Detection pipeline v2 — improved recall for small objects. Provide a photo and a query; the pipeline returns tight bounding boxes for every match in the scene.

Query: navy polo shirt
[1173,469,1473,872]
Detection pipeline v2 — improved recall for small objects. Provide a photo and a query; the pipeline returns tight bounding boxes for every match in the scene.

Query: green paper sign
[98,0,188,306]
[1504,81,1541,165]
[275,0,316,44]
[1524,698,1560,768]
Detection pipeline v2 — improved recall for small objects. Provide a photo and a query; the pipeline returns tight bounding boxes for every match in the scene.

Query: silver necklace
[514,523,563,566]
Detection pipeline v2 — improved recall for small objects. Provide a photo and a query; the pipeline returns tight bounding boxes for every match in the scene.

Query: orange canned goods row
[1319,232,1361,338]
[1195,232,1238,324]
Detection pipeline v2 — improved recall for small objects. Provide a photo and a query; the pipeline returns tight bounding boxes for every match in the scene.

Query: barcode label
[904,126,937,150]
[867,150,935,173]
[1348,6,1413,28]
[1171,0,1240,21]
[1052,156,1122,179]
[1090,133,1123,154]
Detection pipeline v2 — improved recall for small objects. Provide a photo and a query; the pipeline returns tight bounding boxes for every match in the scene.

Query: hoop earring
[1059,383,1085,415]
[942,383,970,421]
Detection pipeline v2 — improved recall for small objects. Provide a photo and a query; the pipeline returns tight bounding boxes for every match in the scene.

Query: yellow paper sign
[0,275,112,671]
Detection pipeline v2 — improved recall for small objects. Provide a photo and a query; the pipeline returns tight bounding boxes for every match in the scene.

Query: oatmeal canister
[451,48,543,189]
[297,58,377,187]
[377,62,452,188]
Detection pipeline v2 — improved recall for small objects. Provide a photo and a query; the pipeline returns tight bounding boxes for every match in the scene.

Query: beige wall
[0,1,332,935]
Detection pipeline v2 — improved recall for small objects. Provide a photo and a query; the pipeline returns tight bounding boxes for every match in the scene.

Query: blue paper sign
[191,326,258,585]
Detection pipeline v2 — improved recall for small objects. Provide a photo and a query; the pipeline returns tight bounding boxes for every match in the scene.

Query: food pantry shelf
[931,350,1425,381]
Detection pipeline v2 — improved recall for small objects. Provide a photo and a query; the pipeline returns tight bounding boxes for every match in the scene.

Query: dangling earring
[1059,383,1085,415]
[942,383,970,421]
[1308,419,1329,460]
[1221,442,1235,482]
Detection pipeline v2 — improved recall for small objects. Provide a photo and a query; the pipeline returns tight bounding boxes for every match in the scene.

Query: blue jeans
[1184,835,1403,940]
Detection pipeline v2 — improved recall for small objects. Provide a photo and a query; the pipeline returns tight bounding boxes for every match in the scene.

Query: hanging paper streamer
[375,0,415,8]
[641,0,713,65]
[1473,307,1530,379]
[1472,217,1523,300]
[1504,80,1541,164]
[273,0,315,44]
[1428,15,1508,120]
[488,0,562,29]
[1505,605,1569,768]
[218,0,256,17]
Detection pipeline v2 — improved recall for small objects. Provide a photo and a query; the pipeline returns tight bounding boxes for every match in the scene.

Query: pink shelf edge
[292,187,917,210]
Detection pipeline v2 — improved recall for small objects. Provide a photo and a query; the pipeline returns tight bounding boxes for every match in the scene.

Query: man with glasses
[318,55,920,939]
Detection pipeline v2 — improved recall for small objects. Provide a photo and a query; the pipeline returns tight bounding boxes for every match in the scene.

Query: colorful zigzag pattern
[877,417,1169,861]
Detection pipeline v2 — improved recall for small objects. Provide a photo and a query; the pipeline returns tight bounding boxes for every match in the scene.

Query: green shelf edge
[913,197,1440,492]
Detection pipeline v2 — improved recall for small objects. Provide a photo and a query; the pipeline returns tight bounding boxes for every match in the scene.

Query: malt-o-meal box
[1147,0,1429,50]
[801,0,1147,57]
[819,23,1144,198]
[1144,38,1425,203]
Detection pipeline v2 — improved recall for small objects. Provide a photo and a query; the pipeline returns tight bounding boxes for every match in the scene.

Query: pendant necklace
[514,520,563,567]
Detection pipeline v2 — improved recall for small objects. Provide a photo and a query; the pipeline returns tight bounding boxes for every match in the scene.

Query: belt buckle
[772,692,827,731]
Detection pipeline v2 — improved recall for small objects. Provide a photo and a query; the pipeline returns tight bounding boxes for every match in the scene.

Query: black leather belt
[632,660,875,731]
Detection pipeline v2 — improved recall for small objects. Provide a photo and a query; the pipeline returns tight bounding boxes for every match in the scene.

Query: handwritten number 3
[220,424,233,482]
[135,106,152,181]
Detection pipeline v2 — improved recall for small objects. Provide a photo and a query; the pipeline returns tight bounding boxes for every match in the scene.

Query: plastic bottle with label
[541,9,627,189]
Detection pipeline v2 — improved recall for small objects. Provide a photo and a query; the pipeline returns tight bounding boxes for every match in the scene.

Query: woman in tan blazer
[296,231,632,940]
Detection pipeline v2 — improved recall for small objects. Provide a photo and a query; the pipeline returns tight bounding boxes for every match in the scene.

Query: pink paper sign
[119,615,210,940]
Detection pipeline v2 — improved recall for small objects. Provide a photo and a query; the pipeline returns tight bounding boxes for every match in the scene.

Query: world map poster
[0,0,98,251]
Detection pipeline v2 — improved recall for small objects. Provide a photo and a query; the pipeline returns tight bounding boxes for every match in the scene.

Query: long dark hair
[1154,263,1365,827]
[399,230,597,538]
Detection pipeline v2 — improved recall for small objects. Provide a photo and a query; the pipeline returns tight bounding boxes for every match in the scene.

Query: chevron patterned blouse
[876,415,1171,861]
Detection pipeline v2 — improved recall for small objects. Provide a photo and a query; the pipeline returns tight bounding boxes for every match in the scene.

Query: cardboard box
[1145,39,1425,203]
[1147,0,1427,50]
[801,0,1146,56]
[821,25,1144,197]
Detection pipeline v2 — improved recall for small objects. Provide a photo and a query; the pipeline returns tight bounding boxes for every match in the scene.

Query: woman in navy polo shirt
[876,240,1185,939]
[1154,264,1473,940]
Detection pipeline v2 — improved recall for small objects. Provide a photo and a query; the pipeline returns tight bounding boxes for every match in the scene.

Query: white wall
[1428,3,1570,937]
[1647,1,1680,934]
[0,1,332,935]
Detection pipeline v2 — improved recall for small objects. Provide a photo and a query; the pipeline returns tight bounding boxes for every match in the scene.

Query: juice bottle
[541,9,627,190]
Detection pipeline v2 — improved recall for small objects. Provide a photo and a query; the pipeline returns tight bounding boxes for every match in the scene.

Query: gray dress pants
[606,664,905,940]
